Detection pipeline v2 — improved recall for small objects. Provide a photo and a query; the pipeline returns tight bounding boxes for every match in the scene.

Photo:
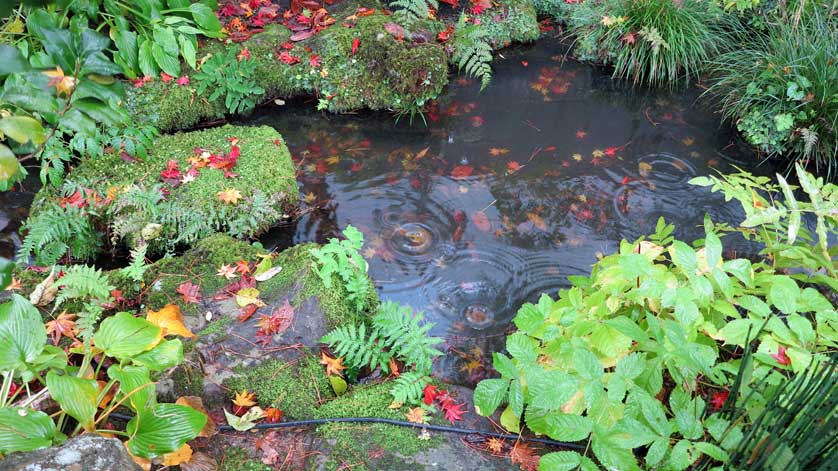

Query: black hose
[108,413,584,449]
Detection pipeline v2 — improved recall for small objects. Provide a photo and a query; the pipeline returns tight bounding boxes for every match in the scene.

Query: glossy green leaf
[125,403,206,458]
[0,407,64,454]
[108,365,155,413]
[540,451,598,471]
[94,312,162,361]
[500,405,520,433]
[0,145,21,185]
[151,43,180,77]
[0,294,47,371]
[0,116,45,145]
[178,34,197,69]
[131,338,183,371]
[473,378,509,416]
[189,3,223,34]
[527,409,592,442]
[137,38,157,77]
[45,371,98,431]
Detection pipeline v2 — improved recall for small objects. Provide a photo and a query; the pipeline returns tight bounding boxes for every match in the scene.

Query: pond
[244,38,764,384]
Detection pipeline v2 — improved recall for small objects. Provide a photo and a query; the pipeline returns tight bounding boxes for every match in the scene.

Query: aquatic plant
[567,0,730,86]
[706,8,837,175]
[474,207,837,469]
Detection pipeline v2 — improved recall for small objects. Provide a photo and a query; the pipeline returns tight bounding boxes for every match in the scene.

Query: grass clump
[568,0,730,86]
[706,9,837,175]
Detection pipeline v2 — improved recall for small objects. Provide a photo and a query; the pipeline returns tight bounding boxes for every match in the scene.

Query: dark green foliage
[706,9,836,174]
[320,301,443,377]
[388,371,428,406]
[452,13,493,91]
[390,0,439,25]
[17,202,101,265]
[193,48,265,114]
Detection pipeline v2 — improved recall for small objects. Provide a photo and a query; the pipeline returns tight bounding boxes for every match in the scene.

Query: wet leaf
[351,37,360,55]
[232,389,257,408]
[471,211,491,232]
[161,443,193,467]
[527,212,547,231]
[451,165,474,179]
[638,161,652,177]
[510,442,540,471]
[146,304,196,339]
[442,401,465,423]
[176,281,201,304]
[320,352,347,377]
[235,287,265,307]
[488,147,509,156]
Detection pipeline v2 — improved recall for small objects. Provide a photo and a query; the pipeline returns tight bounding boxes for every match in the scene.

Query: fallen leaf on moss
[264,407,284,423]
[218,188,243,204]
[176,281,201,304]
[146,304,196,338]
[235,287,266,307]
[225,406,265,431]
[217,264,237,279]
[320,352,347,377]
[406,407,427,424]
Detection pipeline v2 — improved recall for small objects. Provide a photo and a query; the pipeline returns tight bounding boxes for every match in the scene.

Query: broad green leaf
[666,439,698,470]
[125,403,206,458]
[0,116,46,145]
[189,3,223,34]
[615,352,644,379]
[540,451,598,471]
[785,314,815,347]
[526,409,592,442]
[526,369,579,410]
[693,441,729,462]
[0,407,64,454]
[329,375,347,395]
[178,34,197,69]
[718,318,758,346]
[500,405,520,433]
[669,241,698,274]
[94,312,162,361]
[0,145,21,186]
[767,275,799,314]
[572,347,602,381]
[741,206,781,227]
[112,27,138,76]
[646,437,669,467]
[723,259,753,288]
[506,332,538,363]
[108,365,155,412]
[0,294,47,371]
[131,338,183,371]
[514,302,547,336]
[45,371,98,431]
[492,352,518,378]
[473,378,509,416]
[508,378,524,417]
[151,43,180,77]
[704,231,722,269]
[0,44,28,75]
[138,38,157,77]
[592,426,641,471]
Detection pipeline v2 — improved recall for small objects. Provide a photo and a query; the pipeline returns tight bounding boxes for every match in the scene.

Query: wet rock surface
[0,435,141,471]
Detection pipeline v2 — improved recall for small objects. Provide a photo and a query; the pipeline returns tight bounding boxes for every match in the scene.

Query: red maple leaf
[213,274,256,300]
[442,400,465,423]
[604,146,619,156]
[351,37,360,55]
[278,51,301,65]
[771,345,792,365]
[239,303,259,322]
[711,391,729,410]
[622,32,636,44]
[160,160,182,184]
[451,165,474,179]
[256,299,294,341]
[176,281,201,304]
[309,54,321,67]
[208,147,239,178]
[507,161,521,172]
[422,384,439,405]
[235,260,252,274]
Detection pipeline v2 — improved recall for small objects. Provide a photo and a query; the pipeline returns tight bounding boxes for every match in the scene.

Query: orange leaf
[162,444,193,467]
[45,311,77,346]
[320,352,347,377]
[217,188,242,204]
[146,304,197,338]
[487,437,504,454]
[526,212,547,231]
[233,389,257,407]
[406,407,427,424]
[510,442,540,471]
[488,147,509,156]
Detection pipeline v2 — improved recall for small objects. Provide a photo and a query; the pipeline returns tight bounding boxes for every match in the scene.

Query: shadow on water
[246,38,768,384]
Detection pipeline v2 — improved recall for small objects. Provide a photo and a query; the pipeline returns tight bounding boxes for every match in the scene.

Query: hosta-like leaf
[0,407,64,454]
[0,294,47,371]
[94,312,162,360]
[131,338,184,371]
[46,371,98,431]
[108,365,155,413]
[126,403,206,458]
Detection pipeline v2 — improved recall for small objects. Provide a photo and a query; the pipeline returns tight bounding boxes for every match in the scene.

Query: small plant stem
[0,370,14,407]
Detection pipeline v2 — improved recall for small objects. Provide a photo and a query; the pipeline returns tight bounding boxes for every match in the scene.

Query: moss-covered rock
[30,125,297,257]
[127,3,449,131]
[477,0,541,49]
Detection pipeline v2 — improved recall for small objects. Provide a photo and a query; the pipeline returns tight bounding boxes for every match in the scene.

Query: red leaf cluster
[255,299,294,346]
[422,383,466,423]
[217,0,281,42]
[213,274,256,301]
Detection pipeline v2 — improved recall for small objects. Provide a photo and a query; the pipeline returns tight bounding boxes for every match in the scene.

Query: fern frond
[452,13,493,91]
[77,301,103,343]
[120,243,149,282]
[18,203,101,265]
[320,323,391,371]
[390,0,438,24]
[390,371,429,406]
[54,265,114,307]
[373,301,443,375]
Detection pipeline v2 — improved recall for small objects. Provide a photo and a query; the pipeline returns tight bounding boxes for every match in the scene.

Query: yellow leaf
[638,161,652,177]
[592,149,605,158]
[233,389,257,407]
[303,192,317,204]
[146,304,196,338]
[406,407,427,424]
[325,155,340,165]
[235,287,265,307]
[217,188,242,205]
[161,443,193,467]
[126,446,152,471]
[43,66,77,96]
[320,352,347,377]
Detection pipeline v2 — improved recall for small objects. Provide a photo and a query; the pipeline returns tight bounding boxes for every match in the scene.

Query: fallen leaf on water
[488,147,509,156]
[451,165,474,179]
[507,161,521,172]
[320,352,347,377]
[303,192,316,204]
[682,137,695,146]
[638,161,652,177]
[176,281,201,304]
[575,130,587,139]
[527,212,547,231]
[146,304,196,338]
[471,210,491,232]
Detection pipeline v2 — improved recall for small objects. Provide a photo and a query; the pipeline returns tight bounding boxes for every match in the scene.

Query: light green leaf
[506,332,538,363]
[94,312,162,361]
[694,441,729,462]
[786,314,815,347]
[768,275,799,314]
[189,3,223,34]
[526,409,592,442]
[137,38,157,77]
[492,352,518,378]
[131,338,183,371]
[0,294,47,371]
[669,241,698,274]
[646,437,669,467]
[329,375,347,395]
[0,116,46,145]
[178,34,197,69]
[527,369,579,410]
[500,405,520,433]
[0,407,64,454]
[151,43,180,77]
[704,231,722,269]
[573,347,602,381]
[45,371,98,431]
[473,378,509,416]
[592,426,641,471]
[126,403,206,458]
[718,318,758,346]
[540,451,598,471]
[776,174,800,244]
[108,365,155,413]
[0,145,20,186]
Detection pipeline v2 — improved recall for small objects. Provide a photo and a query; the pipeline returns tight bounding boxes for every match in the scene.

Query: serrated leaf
[473,378,509,416]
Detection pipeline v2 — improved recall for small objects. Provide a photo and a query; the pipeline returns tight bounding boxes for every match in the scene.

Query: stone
[0,435,141,471]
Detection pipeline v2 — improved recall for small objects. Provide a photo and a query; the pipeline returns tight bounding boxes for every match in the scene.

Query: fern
[390,0,438,25]
[18,202,101,265]
[310,225,371,315]
[77,301,104,343]
[320,322,391,372]
[373,301,443,375]
[390,371,430,406]
[120,243,149,283]
[54,265,114,307]
[452,13,493,91]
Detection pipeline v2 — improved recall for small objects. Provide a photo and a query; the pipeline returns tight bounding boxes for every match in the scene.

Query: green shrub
[706,9,837,174]
[567,0,730,86]
[474,167,838,470]
[193,48,265,114]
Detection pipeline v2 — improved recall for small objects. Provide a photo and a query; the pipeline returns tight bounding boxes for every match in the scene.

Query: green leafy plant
[567,0,730,86]
[309,225,371,315]
[706,7,836,174]
[0,291,204,458]
[452,13,493,91]
[17,201,101,265]
[321,301,443,405]
[390,0,438,25]
[474,212,836,470]
[193,48,265,114]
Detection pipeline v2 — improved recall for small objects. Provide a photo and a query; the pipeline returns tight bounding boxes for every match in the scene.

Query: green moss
[315,382,440,470]
[144,234,262,316]
[225,355,333,419]
[169,364,205,398]
[221,447,272,471]
[478,0,540,48]
[126,5,448,131]
[37,125,297,257]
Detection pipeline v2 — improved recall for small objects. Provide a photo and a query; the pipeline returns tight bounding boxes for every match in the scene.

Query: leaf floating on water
[638,161,652,177]
[451,165,474,179]
[527,212,547,231]
[471,211,491,232]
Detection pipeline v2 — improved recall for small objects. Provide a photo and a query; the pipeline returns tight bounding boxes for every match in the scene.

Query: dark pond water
[247,39,764,384]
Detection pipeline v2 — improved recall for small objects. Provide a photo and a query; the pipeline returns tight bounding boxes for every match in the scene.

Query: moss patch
[34,125,297,257]
[225,355,334,419]
[126,4,448,131]
[221,447,272,471]
[479,0,541,48]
